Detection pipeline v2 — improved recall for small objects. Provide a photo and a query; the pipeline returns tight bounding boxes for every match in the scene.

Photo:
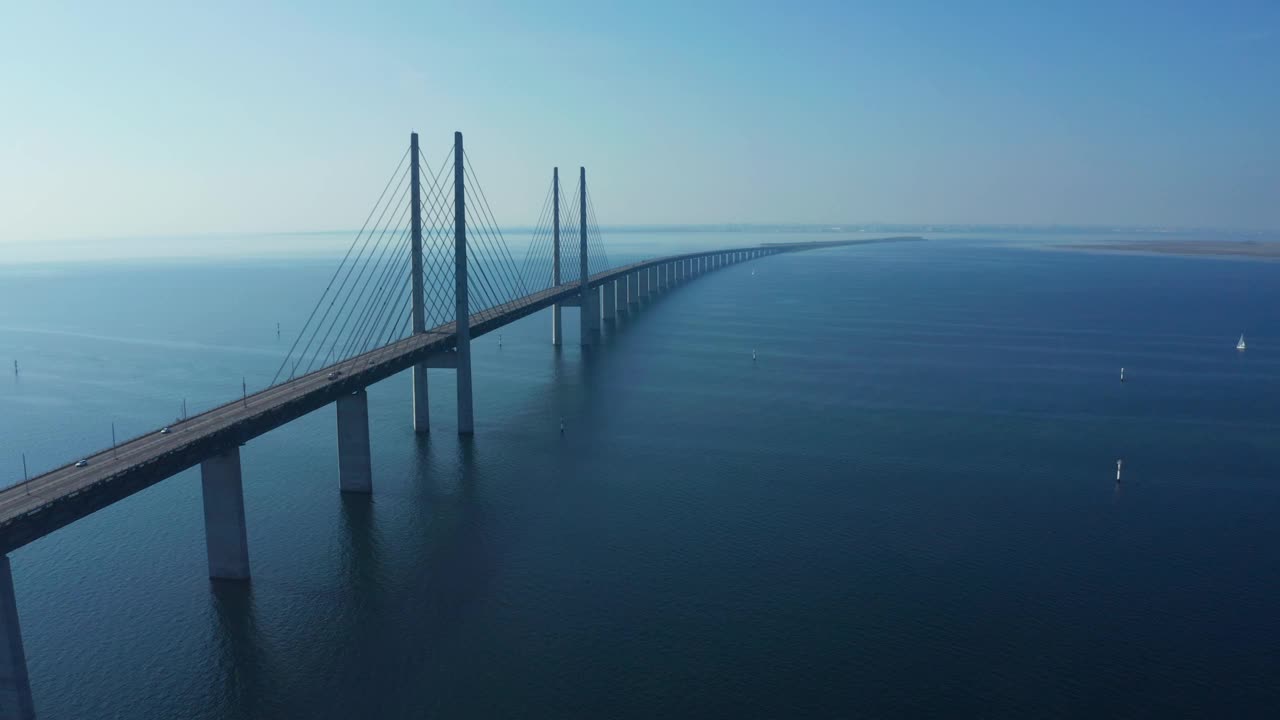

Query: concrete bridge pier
[412,364,429,433]
[336,389,372,493]
[200,446,250,581]
[622,275,631,312]
[0,556,34,720]
[603,279,618,321]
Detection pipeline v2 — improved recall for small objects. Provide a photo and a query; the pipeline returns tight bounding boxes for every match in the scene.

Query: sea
[1,229,1279,718]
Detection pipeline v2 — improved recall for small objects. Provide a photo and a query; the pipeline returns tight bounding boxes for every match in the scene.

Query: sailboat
[1237,333,1247,351]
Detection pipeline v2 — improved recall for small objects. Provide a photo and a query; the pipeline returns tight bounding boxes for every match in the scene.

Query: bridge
[0,131,920,718]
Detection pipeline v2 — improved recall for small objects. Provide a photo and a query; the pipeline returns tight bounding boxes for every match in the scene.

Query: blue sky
[2,0,1277,247]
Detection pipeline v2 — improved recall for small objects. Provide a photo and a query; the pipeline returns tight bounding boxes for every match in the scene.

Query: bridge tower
[406,131,473,436]
[551,167,562,346]
[410,132,430,434]
[578,166,597,346]
[454,131,474,434]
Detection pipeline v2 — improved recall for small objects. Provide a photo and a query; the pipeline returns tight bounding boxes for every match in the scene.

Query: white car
[74,459,88,468]
[160,427,171,434]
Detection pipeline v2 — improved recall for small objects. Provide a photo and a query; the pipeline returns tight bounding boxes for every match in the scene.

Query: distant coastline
[1060,239,1280,260]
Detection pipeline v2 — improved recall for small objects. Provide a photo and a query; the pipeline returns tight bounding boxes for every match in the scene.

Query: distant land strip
[1062,240,1280,259]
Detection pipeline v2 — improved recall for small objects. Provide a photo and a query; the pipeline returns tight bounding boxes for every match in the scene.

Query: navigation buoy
[752,349,757,362]
[559,417,565,433]
[1116,458,1123,482]
[1120,367,1125,383]
[499,334,503,348]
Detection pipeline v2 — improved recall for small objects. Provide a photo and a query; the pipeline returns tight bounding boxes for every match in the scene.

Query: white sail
[1237,334,1247,351]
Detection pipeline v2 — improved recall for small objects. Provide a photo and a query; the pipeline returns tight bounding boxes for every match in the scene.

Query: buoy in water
[499,334,503,348]
[752,349,757,361]
[559,417,565,433]
[1116,458,1123,482]
[1120,367,1125,382]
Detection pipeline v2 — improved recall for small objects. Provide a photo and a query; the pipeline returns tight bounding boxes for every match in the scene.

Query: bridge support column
[336,389,372,493]
[413,364,429,433]
[0,556,34,720]
[201,446,250,581]
[603,280,617,322]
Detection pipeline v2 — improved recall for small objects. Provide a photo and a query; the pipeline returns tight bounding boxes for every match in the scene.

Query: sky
[1,0,1278,253]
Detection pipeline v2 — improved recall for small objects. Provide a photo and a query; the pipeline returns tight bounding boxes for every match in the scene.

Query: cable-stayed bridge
[0,131,920,718]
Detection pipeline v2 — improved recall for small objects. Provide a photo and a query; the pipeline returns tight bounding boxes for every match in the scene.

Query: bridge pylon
[410,132,430,434]
[551,167,563,346]
[453,131,474,434]
[578,167,598,345]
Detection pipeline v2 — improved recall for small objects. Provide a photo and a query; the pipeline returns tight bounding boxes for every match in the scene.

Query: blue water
[2,235,1280,718]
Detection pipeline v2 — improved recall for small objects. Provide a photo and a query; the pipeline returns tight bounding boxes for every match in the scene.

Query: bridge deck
[0,237,921,552]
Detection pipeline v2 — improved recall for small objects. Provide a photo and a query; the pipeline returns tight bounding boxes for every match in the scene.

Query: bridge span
[0,129,921,719]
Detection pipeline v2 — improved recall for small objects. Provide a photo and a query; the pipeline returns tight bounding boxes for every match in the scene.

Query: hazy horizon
[3,1,1278,256]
